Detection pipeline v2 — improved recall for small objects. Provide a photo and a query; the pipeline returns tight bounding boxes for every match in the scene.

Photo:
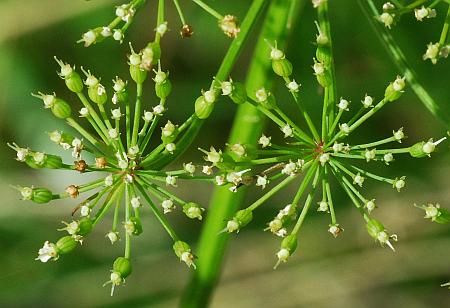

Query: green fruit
[113,257,132,278]
[51,99,72,119]
[56,236,77,254]
[32,187,53,204]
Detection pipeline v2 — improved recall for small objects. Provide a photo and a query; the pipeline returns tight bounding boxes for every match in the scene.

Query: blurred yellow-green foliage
[0,0,449,307]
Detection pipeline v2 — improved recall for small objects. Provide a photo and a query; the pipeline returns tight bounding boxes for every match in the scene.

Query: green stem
[172,0,187,25]
[131,83,143,147]
[181,1,303,306]
[438,5,450,46]
[292,167,322,234]
[192,0,223,20]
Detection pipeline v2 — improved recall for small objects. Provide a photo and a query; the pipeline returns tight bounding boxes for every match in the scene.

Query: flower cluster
[78,0,240,46]
[8,33,214,294]
[201,19,447,268]
[377,1,450,64]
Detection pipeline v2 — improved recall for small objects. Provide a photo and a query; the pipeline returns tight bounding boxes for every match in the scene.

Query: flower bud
[56,236,77,254]
[392,176,406,192]
[272,59,293,77]
[195,96,214,119]
[219,15,240,38]
[51,98,72,119]
[113,257,132,278]
[141,42,161,70]
[410,137,446,157]
[161,120,179,144]
[128,217,143,236]
[183,202,205,220]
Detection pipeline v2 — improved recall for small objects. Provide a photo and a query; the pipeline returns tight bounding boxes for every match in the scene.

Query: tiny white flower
[383,153,394,164]
[393,127,405,142]
[33,152,46,165]
[281,124,293,138]
[287,80,300,92]
[106,231,119,244]
[256,175,268,189]
[230,143,246,157]
[183,162,196,174]
[393,76,405,92]
[41,94,56,108]
[153,104,165,115]
[166,143,176,153]
[153,70,167,84]
[166,175,177,187]
[202,165,213,175]
[113,29,123,42]
[60,220,79,235]
[202,147,222,164]
[274,248,290,269]
[221,81,233,96]
[162,199,175,214]
[80,205,91,217]
[16,148,29,162]
[61,143,71,150]
[215,175,226,186]
[313,61,325,75]
[332,142,344,153]
[131,197,141,209]
[105,174,114,186]
[255,88,268,102]
[423,203,440,220]
[270,47,284,60]
[414,6,429,21]
[226,219,239,233]
[79,107,89,117]
[258,134,271,148]
[203,90,216,103]
[115,5,126,17]
[123,220,135,235]
[337,98,350,111]
[49,130,62,143]
[180,251,196,269]
[111,108,122,120]
[124,174,133,183]
[423,42,440,64]
[339,123,350,135]
[382,2,395,11]
[379,12,394,29]
[118,158,128,170]
[365,199,376,213]
[328,224,343,238]
[143,111,154,122]
[162,121,176,137]
[101,27,112,37]
[364,149,376,162]
[156,21,168,36]
[20,187,33,200]
[282,161,297,176]
[108,128,119,139]
[353,173,365,187]
[393,177,406,192]
[362,94,374,108]
[81,30,97,47]
[128,145,139,157]
[317,201,328,212]
[35,241,58,263]
[319,153,330,166]
[422,137,446,156]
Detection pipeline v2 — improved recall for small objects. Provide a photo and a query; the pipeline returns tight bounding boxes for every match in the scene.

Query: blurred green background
[0,0,449,307]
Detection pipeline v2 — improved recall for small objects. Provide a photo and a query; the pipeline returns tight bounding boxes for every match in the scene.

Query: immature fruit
[113,257,132,278]
[65,71,84,93]
[51,99,72,119]
[229,82,247,104]
[130,65,148,84]
[195,96,214,119]
[31,187,53,204]
[155,79,172,99]
[56,236,77,254]
[78,217,93,236]
[272,59,293,77]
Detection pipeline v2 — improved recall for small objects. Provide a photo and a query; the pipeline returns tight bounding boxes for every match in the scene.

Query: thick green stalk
[361,0,450,128]
[181,1,304,306]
